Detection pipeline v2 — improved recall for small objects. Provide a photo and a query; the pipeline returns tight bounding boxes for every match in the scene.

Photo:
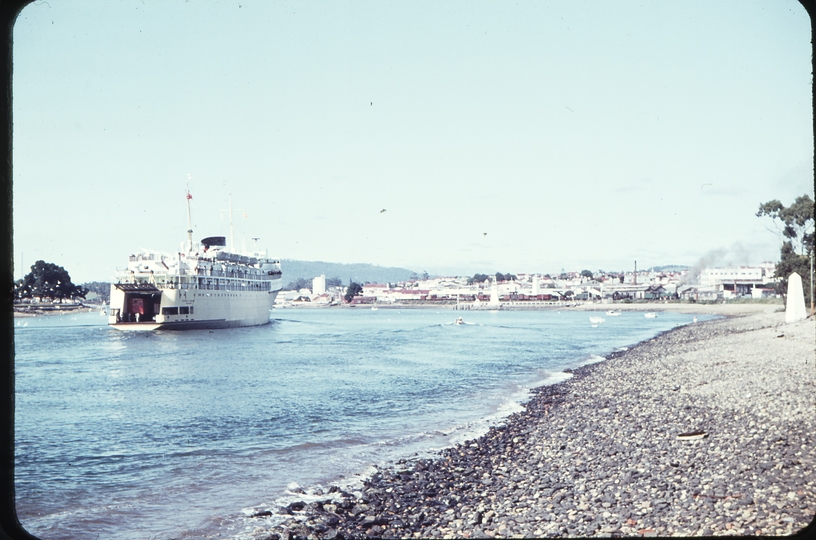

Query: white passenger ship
[108,194,283,331]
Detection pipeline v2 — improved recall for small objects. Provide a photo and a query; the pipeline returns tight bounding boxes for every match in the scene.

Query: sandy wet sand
[246,310,814,539]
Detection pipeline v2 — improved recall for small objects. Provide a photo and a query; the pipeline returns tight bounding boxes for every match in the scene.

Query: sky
[12,0,813,283]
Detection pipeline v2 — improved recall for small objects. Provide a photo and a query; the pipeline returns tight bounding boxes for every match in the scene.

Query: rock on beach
[252,310,815,539]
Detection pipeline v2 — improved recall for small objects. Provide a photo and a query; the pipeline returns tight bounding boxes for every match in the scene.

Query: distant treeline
[284,276,343,292]
[468,272,517,284]
[82,281,111,303]
[280,259,417,290]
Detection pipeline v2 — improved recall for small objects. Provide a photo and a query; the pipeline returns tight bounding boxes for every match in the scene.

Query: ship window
[179,307,189,315]
[162,307,179,315]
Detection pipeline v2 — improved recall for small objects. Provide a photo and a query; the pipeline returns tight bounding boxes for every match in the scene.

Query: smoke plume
[682,243,757,285]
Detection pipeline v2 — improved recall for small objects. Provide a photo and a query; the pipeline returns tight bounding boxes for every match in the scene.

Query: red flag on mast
[186,192,193,200]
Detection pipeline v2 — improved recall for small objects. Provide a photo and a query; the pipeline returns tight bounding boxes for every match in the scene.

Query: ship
[108,191,283,331]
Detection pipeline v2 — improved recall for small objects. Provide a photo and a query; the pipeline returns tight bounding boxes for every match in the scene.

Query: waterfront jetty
[250,310,814,539]
[12,302,97,317]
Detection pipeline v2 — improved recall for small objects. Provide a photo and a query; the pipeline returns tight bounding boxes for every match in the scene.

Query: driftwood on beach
[250,309,814,539]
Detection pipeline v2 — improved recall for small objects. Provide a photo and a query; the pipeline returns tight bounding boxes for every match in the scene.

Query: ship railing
[194,267,268,279]
[193,276,275,292]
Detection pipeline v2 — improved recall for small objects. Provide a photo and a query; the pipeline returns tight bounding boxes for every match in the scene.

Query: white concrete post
[785,272,807,324]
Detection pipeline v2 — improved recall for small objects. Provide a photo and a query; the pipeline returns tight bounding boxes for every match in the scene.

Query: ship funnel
[201,236,227,250]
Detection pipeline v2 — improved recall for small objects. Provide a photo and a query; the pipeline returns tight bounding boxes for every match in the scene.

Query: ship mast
[186,180,194,253]
[229,193,235,252]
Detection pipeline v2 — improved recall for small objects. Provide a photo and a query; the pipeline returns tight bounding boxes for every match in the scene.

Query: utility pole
[810,250,814,316]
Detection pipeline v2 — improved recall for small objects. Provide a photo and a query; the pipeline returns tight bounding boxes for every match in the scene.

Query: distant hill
[280,259,417,286]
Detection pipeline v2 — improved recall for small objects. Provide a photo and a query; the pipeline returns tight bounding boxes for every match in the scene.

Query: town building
[312,274,326,296]
[699,262,777,298]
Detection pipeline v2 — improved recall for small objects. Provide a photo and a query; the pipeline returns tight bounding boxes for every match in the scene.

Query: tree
[469,273,490,284]
[757,195,814,305]
[284,277,312,291]
[344,281,363,302]
[82,281,111,304]
[14,260,88,303]
[757,195,814,255]
[326,276,343,288]
[580,270,594,279]
[773,242,811,302]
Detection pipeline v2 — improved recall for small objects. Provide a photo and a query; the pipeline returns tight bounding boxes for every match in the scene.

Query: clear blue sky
[12,0,813,282]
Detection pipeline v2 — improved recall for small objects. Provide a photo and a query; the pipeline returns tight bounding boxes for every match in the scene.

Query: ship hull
[109,287,279,331]
[109,319,267,332]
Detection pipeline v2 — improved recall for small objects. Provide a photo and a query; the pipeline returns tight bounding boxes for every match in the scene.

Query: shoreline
[13,305,101,318]
[16,300,777,318]
[276,302,781,317]
[251,310,814,539]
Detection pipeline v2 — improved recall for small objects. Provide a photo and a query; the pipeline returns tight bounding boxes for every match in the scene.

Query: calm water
[14,307,711,539]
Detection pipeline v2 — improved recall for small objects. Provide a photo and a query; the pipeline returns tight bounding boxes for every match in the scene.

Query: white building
[699,262,777,299]
[313,274,326,296]
[700,263,775,287]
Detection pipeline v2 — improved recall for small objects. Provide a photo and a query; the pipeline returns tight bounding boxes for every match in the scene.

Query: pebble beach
[250,308,814,539]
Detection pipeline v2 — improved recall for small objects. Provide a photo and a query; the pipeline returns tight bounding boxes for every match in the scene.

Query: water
[14,307,711,539]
